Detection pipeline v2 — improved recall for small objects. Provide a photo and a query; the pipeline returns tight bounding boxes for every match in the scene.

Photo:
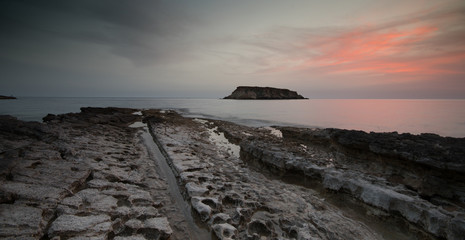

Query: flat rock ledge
[2,107,465,240]
[145,110,465,240]
[0,108,174,239]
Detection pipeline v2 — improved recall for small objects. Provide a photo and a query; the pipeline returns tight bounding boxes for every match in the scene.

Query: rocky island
[224,86,307,99]
[1,107,464,239]
[0,95,16,100]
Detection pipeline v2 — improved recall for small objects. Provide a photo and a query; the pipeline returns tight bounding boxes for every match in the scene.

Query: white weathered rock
[212,223,237,240]
[48,214,112,238]
[191,197,220,222]
[185,182,209,196]
[144,217,173,238]
[0,204,44,238]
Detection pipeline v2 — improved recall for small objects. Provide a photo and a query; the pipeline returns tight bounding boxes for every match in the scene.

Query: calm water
[1,97,464,137]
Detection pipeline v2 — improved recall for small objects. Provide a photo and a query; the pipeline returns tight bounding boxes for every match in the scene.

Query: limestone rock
[48,214,112,238]
[212,223,237,240]
[0,204,44,238]
[191,197,220,222]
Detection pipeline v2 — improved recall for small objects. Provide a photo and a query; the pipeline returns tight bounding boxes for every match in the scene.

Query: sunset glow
[0,0,464,98]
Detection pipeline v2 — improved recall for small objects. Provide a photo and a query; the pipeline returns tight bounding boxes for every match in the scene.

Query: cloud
[0,0,199,66]
[240,2,465,81]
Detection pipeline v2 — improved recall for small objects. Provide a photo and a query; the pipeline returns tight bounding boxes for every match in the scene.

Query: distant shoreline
[0,95,16,100]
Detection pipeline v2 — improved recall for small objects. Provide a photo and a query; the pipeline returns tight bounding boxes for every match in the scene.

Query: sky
[1,0,464,98]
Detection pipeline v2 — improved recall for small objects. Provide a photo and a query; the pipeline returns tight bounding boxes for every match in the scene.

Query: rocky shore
[1,107,464,239]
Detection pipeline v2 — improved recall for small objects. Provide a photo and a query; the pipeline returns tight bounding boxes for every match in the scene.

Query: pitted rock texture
[0,108,175,239]
[2,107,465,240]
[146,110,383,239]
[147,109,465,239]
[236,126,465,239]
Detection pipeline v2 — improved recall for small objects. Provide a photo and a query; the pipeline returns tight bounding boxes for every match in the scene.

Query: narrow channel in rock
[137,122,212,240]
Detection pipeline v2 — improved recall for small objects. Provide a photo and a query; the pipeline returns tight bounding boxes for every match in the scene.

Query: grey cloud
[0,0,199,66]
[238,3,465,72]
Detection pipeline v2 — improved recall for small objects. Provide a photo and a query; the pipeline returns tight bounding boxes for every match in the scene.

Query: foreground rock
[146,110,382,239]
[0,108,178,239]
[223,86,307,99]
[2,107,464,239]
[145,110,465,239]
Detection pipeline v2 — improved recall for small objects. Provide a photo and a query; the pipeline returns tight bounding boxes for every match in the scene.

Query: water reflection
[1,98,464,137]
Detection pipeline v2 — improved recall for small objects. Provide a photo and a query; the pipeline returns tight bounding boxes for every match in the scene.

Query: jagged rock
[224,86,307,99]
[209,213,231,225]
[191,197,220,222]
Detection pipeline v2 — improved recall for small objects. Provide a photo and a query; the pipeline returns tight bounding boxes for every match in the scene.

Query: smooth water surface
[1,97,464,137]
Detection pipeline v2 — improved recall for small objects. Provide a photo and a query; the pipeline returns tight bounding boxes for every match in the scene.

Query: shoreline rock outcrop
[0,108,178,239]
[1,107,464,239]
[223,86,307,99]
[0,95,16,100]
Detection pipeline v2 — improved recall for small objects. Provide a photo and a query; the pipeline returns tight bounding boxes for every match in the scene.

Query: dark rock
[0,95,16,100]
[224,86,307,99]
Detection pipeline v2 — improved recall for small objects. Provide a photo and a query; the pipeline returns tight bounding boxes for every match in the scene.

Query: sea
[1,97,464,138]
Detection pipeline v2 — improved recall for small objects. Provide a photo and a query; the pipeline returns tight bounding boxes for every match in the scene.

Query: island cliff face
[224,86,307,99]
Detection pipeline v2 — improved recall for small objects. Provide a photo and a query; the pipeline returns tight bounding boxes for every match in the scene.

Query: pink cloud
[245,3,465,83]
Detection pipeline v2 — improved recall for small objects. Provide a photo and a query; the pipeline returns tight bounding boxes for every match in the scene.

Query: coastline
[0,95,16,100]
[1,107,464,239]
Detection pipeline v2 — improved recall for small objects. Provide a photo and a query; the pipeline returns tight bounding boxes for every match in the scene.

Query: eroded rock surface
[146,109,465,240]
[145,110,384,239]
[0,108,176,239]
[2,107,464,240]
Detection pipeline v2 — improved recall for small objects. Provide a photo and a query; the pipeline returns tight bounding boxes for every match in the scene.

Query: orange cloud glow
[247,5,465,84]
[296,24,465,79]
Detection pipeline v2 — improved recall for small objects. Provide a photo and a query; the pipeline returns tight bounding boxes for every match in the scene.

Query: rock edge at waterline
[1,107,464,239]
